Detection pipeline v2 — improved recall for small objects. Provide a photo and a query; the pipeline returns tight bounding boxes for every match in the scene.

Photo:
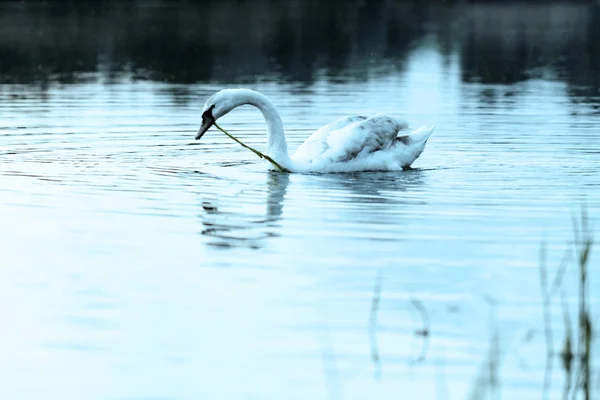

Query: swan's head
[195,90,239,140]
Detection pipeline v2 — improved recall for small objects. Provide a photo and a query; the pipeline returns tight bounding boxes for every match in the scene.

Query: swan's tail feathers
[394,124,435,168]
[405,124,435,144]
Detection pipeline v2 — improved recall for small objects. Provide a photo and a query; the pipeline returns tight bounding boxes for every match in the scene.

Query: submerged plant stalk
[213,121,290,173]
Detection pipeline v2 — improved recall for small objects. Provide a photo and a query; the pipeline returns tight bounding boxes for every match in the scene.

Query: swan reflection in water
[197,168,427,249]
[198,171,290,249]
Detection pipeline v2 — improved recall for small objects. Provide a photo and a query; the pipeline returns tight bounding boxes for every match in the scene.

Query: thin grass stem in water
[369,271,382,379]
[539,241,554,400]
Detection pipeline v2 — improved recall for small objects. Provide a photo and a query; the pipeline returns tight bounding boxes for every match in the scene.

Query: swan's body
[195,89,434,173]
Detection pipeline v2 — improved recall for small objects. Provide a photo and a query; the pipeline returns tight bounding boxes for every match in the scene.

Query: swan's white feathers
[292,115,366,157]
[308,115,368,140]
[291,140,329,163]
[293,115,410,164]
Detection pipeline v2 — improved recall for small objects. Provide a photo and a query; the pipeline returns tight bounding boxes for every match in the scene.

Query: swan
[195,89,434,173]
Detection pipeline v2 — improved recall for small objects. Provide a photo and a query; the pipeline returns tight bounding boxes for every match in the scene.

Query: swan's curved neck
[231,90,290,163]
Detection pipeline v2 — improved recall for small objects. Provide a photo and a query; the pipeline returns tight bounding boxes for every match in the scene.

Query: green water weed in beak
[213,121,290,173]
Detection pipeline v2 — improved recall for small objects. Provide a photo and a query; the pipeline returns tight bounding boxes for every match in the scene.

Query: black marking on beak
[196,105,215,140]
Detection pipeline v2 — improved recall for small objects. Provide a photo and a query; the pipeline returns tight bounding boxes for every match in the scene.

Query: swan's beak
[196,106,215,140]
[195,120,213,140]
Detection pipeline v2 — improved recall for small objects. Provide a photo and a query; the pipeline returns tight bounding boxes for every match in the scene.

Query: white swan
[195,89,434,173]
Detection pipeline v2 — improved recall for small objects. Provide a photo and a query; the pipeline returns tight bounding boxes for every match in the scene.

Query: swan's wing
[294,115,408,163]
[309,115,368,139]
[292,115,367,158]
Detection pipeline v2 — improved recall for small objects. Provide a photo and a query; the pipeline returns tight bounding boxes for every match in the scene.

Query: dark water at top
[1,1,599,399]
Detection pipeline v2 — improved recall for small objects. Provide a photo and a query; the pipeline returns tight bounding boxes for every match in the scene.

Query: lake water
[1,2,599,399]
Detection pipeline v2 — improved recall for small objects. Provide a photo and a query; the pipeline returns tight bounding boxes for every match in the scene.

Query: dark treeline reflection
[0,0,427,84]
[0,1,599,99]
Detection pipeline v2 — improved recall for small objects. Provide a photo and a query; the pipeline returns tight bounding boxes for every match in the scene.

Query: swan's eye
[202,104,216,123]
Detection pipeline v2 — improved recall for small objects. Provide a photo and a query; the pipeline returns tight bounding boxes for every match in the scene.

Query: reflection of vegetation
[571,209,594,400]
[368,272,431,381]
[363,210,595,400]
[1,1,598,107]
[465,210,595,400]
[535,208,595,400]
[411,298,431,364]
[369,270,382,380]
[473,210,595,400]
[0,1,424,84]
[469,296,501,400]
